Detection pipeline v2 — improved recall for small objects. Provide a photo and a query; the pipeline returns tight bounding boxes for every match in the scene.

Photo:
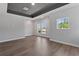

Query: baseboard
[1,35,79,48]
[0,34,34,43]
[0,36,26,43]
[49,39,79,48]
[35,34,79,48]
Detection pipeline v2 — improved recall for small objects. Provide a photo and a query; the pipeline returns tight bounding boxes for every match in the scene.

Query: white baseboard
[0,34,33,43]
[25,34,33,36]
[49,39,79,48]
[0,36,25,43]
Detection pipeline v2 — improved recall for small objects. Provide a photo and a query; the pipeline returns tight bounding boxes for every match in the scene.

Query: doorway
[36,20,48,35]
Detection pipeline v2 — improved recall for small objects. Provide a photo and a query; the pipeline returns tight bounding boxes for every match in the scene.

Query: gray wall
[34,4,79,47]
[0,3,33,42]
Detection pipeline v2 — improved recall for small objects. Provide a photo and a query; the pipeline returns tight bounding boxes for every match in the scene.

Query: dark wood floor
[0,36,79,56]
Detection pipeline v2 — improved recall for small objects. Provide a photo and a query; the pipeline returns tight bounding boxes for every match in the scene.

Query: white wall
[0,3,33,42]
[34,4,79,47]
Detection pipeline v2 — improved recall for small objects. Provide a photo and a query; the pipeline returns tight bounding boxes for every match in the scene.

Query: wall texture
[34,4,79,47]
[0,3,33,42]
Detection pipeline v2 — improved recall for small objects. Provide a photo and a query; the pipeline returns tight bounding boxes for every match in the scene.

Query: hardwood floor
[0,36,79,56]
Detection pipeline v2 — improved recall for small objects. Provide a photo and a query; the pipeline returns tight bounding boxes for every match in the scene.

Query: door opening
[36,20,48,35]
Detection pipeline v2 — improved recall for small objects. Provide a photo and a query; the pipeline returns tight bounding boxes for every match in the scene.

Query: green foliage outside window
[58,21,69,29]
[57,17,70,29]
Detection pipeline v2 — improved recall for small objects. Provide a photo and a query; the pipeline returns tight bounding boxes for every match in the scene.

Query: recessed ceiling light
[32,3,35,5]
[23,7,29,10]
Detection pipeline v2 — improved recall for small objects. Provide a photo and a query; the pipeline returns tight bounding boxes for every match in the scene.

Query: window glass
[57,17,70,29]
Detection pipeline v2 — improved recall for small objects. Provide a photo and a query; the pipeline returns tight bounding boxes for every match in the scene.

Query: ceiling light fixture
[32,3,35,5]
[23,7,29,10]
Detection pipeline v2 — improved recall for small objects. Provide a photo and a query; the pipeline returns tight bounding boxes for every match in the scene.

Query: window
[57,17,70,29]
